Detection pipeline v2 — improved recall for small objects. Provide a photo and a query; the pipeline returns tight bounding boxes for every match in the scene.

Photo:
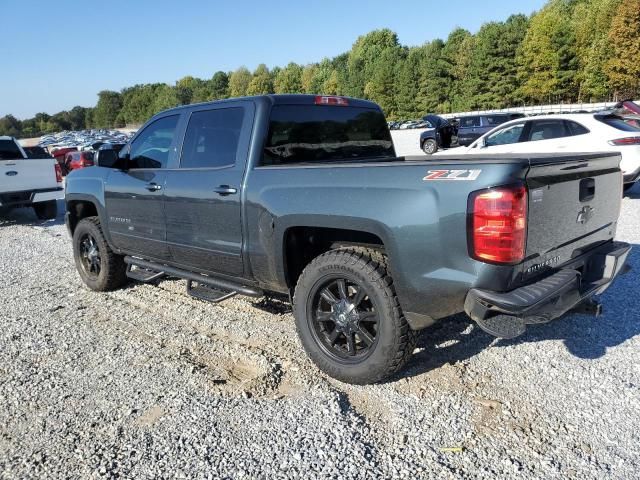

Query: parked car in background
[457,113,524,146]
[607,99,640,129]
[0,136,63,219]
[418,114,455,154]
[64,151,95,173]
[465,112,640,191]
[51,147,78,174]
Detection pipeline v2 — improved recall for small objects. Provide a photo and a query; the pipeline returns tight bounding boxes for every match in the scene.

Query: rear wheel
[33,200,58,220]
[73,217,127,291]
[293,249,416,384]
[422,138,438,155]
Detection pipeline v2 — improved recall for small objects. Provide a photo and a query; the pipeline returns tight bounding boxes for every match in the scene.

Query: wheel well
[284,227,385,289]
[66,200,98,234]
[420,136,434,148]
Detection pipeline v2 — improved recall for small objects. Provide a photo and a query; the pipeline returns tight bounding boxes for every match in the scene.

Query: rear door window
[565,120,590,136]
[528,120,568,142]
[262,105,394,166]
[180,107,244,169]
[459,116,480,128]
[484,115,509,127]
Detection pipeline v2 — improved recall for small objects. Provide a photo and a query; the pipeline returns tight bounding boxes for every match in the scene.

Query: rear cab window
[261,105,395,166]
[0,139,24,160]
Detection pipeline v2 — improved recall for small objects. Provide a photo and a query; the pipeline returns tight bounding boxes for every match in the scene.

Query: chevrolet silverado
[64,95,630,384]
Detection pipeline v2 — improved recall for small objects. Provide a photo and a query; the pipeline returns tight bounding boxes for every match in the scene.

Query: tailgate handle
[580,178,595,202]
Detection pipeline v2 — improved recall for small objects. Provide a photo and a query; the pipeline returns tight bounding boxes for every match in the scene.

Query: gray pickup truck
[65,95,630,384]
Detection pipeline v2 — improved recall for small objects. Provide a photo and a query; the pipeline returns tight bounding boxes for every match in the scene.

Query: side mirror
[95,149,119,168]
[97,150,129,169]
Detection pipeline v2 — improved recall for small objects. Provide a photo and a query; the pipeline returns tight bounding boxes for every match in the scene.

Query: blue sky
[0,0,546,119]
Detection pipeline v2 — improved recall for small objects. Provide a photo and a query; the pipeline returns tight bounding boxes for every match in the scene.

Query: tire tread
[74,216,127,291]
[293,247,416,384]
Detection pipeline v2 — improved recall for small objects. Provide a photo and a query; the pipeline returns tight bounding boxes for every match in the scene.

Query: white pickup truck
[0,136,63,219]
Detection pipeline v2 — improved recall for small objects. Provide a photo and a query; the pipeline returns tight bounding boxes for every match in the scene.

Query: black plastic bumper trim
[465,241,631,324]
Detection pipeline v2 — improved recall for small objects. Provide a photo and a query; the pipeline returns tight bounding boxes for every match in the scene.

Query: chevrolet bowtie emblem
[577,206,595,224]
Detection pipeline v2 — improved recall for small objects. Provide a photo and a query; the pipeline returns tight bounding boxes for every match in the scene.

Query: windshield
[262,105,395,165]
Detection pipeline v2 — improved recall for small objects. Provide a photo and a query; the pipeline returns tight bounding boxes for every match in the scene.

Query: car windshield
[262,105,395,165]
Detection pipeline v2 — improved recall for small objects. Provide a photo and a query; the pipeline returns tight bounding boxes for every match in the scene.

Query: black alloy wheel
[308,276,379,361]
[79,233,102,278]
[293,248,417,384]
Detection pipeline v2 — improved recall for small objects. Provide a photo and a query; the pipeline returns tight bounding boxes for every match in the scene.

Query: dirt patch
[135,405,166,427]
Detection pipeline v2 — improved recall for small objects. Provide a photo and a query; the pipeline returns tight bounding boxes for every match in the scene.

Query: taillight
[608,137,640,146]
[314,95,349,106]
[54,163,63,183]
[468,185,528,264]
[80,158,94,167]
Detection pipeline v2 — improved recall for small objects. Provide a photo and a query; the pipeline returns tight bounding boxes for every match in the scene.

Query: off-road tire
[73,216,127,291]
[293,248,416,385]
[33,200,58,220]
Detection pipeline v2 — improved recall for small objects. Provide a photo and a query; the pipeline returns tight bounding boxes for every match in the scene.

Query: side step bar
[124,256,263,300]
[186,280,238,303]
[126,263,166,283]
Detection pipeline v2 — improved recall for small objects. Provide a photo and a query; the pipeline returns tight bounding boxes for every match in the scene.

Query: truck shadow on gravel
[399,246,640,380]
[0,200,65,228]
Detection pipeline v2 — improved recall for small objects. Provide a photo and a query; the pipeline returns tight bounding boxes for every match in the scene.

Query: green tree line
[2,0,638,138]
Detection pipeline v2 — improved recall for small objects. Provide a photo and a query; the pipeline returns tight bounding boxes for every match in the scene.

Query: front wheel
[72,216,127,291]
[293,249,416,385]
[422,138,438,155]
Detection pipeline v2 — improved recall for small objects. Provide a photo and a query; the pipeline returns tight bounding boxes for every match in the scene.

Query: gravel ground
[1,189,639,479]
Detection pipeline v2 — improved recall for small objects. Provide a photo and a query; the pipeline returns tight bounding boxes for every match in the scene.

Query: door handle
[146,182,162,192]
[213,185,237,196]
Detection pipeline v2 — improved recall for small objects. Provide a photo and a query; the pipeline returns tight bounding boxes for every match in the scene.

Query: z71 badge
[423,169,482,181]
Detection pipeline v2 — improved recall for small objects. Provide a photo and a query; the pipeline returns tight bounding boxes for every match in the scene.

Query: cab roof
[161,94,382,114]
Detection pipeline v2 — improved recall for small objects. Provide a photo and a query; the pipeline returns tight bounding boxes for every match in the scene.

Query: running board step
[126,264,166,283]
[123,256,263,299]
[186,280,237,303]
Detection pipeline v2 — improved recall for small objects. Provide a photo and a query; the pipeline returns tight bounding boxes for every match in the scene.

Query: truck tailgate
[0,159,58,192]
[522,152,622,278]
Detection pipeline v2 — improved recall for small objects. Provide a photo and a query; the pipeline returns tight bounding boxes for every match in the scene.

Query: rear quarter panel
[245,157,530,321]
